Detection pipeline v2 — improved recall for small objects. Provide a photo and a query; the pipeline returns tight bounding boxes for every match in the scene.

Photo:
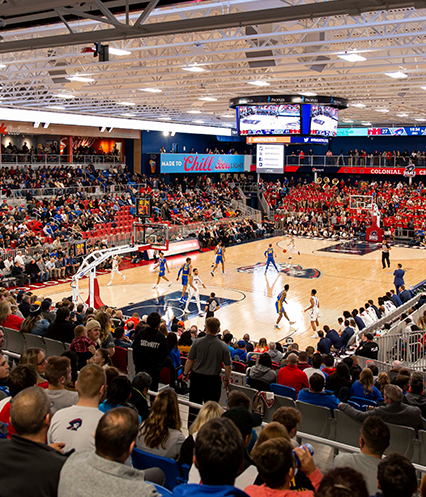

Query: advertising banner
[160,153,245,173]
[368,126,426,136]
[146,238,200,260]
[284,165,422,176]
[256,144,284,174]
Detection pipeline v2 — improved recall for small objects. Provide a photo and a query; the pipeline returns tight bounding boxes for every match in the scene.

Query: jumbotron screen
[237,104,301,135]
[310,105,339,137]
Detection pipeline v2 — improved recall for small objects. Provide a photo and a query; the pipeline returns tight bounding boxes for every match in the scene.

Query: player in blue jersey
[275,284,295,329]
[211,241,226,276]
[152,251,172,289]
[264,243,279,273]
[177,257,192,303]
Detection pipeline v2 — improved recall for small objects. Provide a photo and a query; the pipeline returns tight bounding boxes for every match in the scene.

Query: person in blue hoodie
[173,417,248,497]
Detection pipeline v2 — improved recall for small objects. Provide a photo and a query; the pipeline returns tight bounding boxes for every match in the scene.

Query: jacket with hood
[403,392,426,418]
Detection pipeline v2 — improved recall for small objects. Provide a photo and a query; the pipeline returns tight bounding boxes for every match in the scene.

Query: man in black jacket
[132,312,167,391]
[0,387,68,497]
[355,333,379,359]
[45,305,76,343]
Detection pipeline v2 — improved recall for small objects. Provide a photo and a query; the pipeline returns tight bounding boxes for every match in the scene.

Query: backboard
[132,222,169,251]
[349,195,374,211]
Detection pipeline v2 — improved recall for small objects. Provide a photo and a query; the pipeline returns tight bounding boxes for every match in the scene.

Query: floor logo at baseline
[119,291,239,321]
[237,263,322,279]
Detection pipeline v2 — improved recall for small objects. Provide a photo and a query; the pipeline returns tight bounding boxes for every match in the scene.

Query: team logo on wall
[237,263,322,279]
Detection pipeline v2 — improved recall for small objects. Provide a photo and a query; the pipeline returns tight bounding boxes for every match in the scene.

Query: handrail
[0,153,124,165]
[230,199,262,223]
[285,154,425,168]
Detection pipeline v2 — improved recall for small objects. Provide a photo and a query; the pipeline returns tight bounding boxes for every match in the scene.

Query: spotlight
[33,122,40,128]
[99,126,106,132]
[107,127,113,132]
[43,123,50,129]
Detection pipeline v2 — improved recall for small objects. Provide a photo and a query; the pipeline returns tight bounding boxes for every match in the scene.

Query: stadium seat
[232,361,247,373]
[127,348,136,379]
[334,409,362,448]
[111,346,128,373]
[22,332,46,352]
[417,430,426,465]
[270,383,297,400]
[349,397,377,408]
[3,328,25,354]
[263,394,297,423]
[44,337,66,357]
[248,377,271,392]
[149,484,173,497]
[296,401,335,439]
[385,423,417,461]
[131,448,189,490]
[227,383,257,408]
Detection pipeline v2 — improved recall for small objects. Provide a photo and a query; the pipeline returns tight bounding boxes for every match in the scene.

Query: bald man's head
[11,386,50,436]
[288,353,298,365]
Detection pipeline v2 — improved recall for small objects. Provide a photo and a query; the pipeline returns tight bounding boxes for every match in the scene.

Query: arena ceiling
[0,0,426,130]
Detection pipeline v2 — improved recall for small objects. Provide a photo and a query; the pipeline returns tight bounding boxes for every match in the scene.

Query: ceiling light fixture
[385,71,408,79]
[338,52,367,62]
[54,94,75,99]
[221,114,234,118]
[67,75,94,83]
[139,88,162,93]
[187,110,202,114]
[415,118,426,122]
[343,119,354,123]
[299,91,317,97]
[247,80,270,87]
[397,113,409,117]
[351,103,366,108]
[117,101,135,106]
[0,64,6,69]
[182,65,206,73]
[159,117,171,120]
[421,87,426,91]
[193,120,205,124]
[361,122,372,125]
[109,47,131,56]
[48,105,66,110]
[375,109,389,113]
[163,131,169,136]
[198,97,217,102]
[121,113,136,117]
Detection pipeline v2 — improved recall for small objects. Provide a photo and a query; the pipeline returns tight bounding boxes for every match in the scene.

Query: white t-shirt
[47,405,104,452]
[191,275,203,292]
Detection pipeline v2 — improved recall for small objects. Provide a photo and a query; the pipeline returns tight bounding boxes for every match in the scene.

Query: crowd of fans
[260,179,426,242]
[1,141,122,163]
[0,297,424,497]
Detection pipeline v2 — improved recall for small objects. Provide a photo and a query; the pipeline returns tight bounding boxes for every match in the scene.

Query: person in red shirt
[0,300,24,331]
[277,353,309,395]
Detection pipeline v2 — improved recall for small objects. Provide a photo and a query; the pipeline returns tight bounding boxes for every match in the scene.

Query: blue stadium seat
[349,397,377,408]
[270,383,297,400]
[131,448,189,490]
[149,484,173,497]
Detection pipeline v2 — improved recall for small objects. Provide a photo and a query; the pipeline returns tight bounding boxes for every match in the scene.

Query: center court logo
[237,262,322,279]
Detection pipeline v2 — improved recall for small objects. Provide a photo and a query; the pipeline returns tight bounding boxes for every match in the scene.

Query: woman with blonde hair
[0,299,24,330]
[19,347,48,388]
[21,304,49,337]
[254,338,269,353]
[179,401,224,467]
[376,371,390,397]
[417,310,426,330]
[350,367,383,402]
[95,310,115,356]
[137,388,185,459]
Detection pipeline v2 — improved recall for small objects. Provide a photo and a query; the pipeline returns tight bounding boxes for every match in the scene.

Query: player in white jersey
[107,255,126,286]
[304,288,320,337]
[287,235,300,260]
[184,268,206,315]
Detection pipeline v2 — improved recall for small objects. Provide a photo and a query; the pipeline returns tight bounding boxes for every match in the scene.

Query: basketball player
[177,257,192,303]
[152,251,172,289]
[211,241,226,276]
[304,289,320,338]
[264,243,279,273]
[107,255,126,286]
[184,268,206,315]
[287,235,300,260]
[275,284,295,329]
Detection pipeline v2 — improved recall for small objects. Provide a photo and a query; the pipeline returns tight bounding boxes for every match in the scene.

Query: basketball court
[34,235,426,351]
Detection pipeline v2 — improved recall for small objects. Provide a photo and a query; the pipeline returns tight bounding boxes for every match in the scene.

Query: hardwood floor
[35,236,426,350]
